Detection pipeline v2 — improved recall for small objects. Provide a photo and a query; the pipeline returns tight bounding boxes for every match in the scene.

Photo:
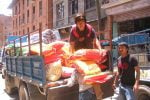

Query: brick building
[9,0,113,43]
[0,14,13,47]
[9,0,53,36]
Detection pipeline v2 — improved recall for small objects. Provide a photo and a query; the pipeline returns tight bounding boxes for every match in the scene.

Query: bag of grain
[73,60,101,75]
[46,60,62,81]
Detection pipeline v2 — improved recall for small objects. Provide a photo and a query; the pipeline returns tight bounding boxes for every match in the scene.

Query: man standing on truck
[69,13,101,53]
[68,13,102,100]
[113,42,140,100]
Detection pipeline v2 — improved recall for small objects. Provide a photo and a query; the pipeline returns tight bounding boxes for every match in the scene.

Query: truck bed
[6,56,46,86]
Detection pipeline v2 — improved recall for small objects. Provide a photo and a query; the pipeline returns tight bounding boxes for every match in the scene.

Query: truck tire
[136,85,150,100]
[27,83,46,100]
[19,83,30,100]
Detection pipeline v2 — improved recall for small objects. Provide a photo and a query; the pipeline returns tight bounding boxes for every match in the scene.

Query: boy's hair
[118,42,129,49]
[74,13,86,23]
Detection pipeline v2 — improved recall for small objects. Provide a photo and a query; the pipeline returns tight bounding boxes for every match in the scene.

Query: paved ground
[0,74,18,100]
[103,88,119,100]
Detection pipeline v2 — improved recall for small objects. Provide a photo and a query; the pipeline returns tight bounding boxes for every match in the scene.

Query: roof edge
[8,0,18,9]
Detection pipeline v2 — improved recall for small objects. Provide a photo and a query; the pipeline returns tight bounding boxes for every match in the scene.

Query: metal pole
[19,37,22,56]
[95,0,103,40]
[28,31,31,56]
[39,23,42,56]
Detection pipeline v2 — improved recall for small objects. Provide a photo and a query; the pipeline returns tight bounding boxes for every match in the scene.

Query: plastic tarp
[6,35,27,43]
[29,29,61,44]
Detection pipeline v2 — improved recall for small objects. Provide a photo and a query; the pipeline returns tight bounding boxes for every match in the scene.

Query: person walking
[113,42,140,100]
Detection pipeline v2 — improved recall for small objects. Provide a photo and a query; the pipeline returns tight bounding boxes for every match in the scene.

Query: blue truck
[1,29,114,100]
[1,29,79,100]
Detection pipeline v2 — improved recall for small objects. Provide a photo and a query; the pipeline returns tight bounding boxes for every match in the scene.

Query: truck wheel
[136,85,150,100]
[19,83,30,100]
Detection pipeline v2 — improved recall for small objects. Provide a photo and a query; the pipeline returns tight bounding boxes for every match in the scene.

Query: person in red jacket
[69,13,101,53]
[68,13,102,100]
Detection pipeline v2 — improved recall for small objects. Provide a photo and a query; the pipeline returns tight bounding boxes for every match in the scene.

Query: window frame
[56,2,65,20]
[84,0,96,10]
[68,0,78,16]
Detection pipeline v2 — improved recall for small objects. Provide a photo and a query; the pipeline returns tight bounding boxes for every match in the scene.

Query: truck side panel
[6,56,46,86]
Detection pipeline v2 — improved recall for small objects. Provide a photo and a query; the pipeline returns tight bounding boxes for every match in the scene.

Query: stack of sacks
[29,41,109,82]
[42,41,72,81]
[68,49,111,85]
[27,41,69,81]
[70,49,108,72]
[44,41,71,64]
[28,41,70,64]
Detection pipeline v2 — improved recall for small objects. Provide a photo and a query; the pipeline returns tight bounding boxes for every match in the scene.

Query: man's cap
[118,42,129,49]
[74,13,86,23]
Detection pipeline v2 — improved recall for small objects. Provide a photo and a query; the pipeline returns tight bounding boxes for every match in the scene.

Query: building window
[39,22,42,29]
[15,6,17,15]
[84,0,95,10]
[69,0,78,15]
[33,25,35,31]
[13,20,14,28]
[18,3,20,14]
[18,31,20,36]
[23,0,24,5]
[32,6,35,21]
[16,18,17,28]
[33,6,35,14]
[23,14,25,24]
[23,0,25,8]
[39,1,42,16]
[56,2,64,20]
[13,8,14,15]
[19,16,20,25]
[23,29,25,35]
[27,0,29,6]
[27,10,29,23]
[27,27,29,33]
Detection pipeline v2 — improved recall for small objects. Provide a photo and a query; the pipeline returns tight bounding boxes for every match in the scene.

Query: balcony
[102,0,134,9]
[101,0,150,15]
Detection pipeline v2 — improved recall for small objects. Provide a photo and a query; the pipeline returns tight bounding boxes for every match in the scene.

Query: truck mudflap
[47,84,79,100]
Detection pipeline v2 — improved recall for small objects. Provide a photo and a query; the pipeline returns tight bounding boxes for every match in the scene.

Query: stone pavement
[0,74,18,100]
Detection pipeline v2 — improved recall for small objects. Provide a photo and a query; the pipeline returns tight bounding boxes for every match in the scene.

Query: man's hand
[133,82,139,93]
[134,66,140,93]
[112,83,116,90]
[79,37,85,42]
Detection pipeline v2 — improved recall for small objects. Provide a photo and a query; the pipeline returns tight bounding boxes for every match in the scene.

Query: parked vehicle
[1,28,114,100]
